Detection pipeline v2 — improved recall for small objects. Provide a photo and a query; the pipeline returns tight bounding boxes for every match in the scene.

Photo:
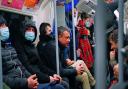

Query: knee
[54,84,65,89]
[77,72,88,82]
[77,60,85,65]
[82,72,88,78]
[60,80,70,89]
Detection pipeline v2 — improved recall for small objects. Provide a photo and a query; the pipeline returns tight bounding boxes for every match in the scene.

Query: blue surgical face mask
[25,31,35,41]
[0,27,10,41]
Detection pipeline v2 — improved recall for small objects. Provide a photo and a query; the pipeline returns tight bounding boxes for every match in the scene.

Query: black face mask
[45,33,53,41]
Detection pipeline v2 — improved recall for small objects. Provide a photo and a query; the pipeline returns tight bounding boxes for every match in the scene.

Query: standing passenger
[77,12,94,70]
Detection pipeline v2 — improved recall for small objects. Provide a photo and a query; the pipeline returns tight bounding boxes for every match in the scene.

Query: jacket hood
[22,20,37,43]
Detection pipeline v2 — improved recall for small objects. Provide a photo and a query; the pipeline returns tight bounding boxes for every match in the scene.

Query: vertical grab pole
[53,0,60,75]
[71,0,77,61]
[0,40,3,89]
[95,0,107,89]
[118,0,124,83]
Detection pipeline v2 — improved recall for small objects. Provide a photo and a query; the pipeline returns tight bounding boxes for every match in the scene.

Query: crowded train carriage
[0,0,128,89]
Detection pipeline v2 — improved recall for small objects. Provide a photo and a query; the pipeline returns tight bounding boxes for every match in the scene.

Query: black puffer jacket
[2,42,31,89]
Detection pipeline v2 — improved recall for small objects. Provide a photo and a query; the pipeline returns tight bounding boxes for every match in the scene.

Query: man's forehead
[0,23,6,27]
[62,31,70,35]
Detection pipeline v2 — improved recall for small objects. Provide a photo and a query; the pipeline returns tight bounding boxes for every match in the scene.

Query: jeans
[38,83,65,89]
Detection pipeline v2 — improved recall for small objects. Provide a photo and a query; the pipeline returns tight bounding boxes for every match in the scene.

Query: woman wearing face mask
[0,24,9,42]
[0,15,11,89]
[12,20,69,89]
[77,12,94,71]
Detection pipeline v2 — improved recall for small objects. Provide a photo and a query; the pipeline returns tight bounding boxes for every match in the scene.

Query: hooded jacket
[12,20,56,83]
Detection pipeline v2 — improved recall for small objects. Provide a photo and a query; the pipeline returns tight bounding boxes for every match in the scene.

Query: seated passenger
[64,48,96,89]
[0,15,65,89]
[37,23,95,89]
[37,22,54,48]
[37,26,86,89]
[10,19,69,89]
[0,15,38,89]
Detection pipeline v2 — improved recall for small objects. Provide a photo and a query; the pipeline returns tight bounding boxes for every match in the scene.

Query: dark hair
[0,15,6,24]
[58,26,69,36]
[108,30,118,43]
[81,12,88,20]
[39,22,51,35]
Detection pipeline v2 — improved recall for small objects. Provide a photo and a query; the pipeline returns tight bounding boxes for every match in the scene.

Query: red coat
[77,19,94,69]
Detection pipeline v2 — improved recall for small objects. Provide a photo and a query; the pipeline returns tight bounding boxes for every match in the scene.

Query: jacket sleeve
[45,42,77,77]
[17,51,51,83]
[3,75,28,89]
[60,67,77,77]
[36,43,56,75]
[28,65,51,83]
[38,60,56,76]
[107,0,127,12]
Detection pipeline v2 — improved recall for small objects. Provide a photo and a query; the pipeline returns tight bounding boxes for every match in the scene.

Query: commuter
[104,0,127,33]
[108,30,118,66]
[0,15,39,89]
[63,47,96,89]
[0,15,66,89]
[77,12,94,70]
[38,26,86,89]
[37,23,95,89]
[37,22,54,50]
[10,19,69,89]
[108,29,128,88]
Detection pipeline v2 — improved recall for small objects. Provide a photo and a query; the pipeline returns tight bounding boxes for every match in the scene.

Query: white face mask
[0,27,10,41]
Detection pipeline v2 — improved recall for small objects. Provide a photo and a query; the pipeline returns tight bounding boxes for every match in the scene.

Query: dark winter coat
[2,42,31,89]
[104,0,127,30]
[38,40,77,77]
[11,20,55,83]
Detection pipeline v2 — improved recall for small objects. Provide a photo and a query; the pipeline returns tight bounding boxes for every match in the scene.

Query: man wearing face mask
[11,19,69,89]
[0,15,66,89]
[0,15,39,89]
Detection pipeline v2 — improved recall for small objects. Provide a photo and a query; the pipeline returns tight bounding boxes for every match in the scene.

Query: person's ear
[58,34,62,38]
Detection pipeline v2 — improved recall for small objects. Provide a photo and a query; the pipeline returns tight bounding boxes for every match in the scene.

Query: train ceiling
[56,0,97,16]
